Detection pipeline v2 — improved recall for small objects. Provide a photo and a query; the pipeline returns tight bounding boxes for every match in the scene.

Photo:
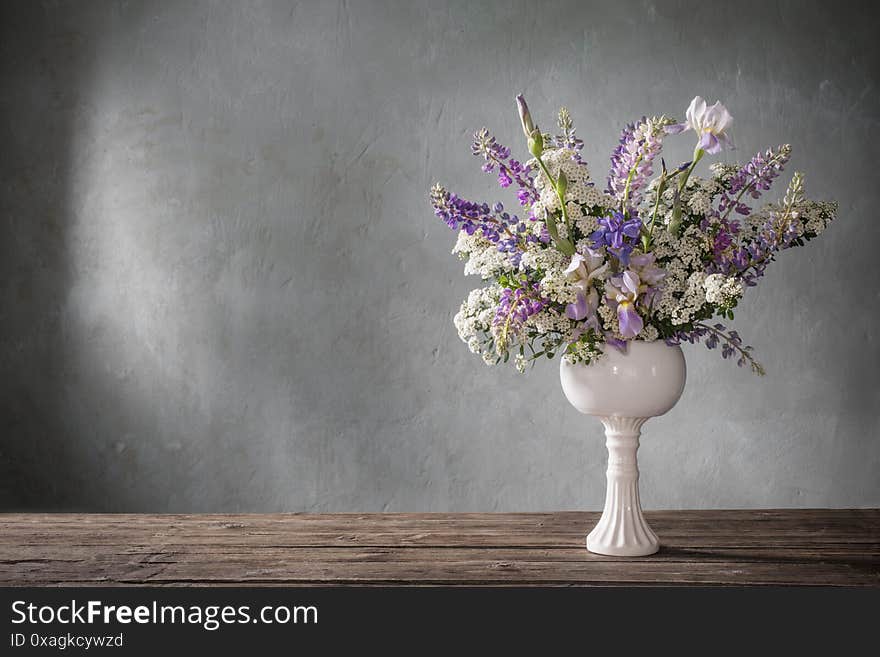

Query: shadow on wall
[0,2,174,511]
[0,3,85,509]
[0,2,350,512]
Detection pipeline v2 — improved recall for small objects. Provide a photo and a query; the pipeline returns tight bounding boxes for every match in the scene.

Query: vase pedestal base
[585,416,659,557]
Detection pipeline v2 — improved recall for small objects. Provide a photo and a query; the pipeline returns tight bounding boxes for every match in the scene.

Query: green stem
[641,175,667,251]
[669,148,704,235]
[535,156,574,256]
[621,153,644,214]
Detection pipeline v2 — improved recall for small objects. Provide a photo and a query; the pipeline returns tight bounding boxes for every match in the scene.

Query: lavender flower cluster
[431,95,837,374]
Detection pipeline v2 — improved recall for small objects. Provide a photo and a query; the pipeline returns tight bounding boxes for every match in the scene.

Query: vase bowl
[559,340,686,418]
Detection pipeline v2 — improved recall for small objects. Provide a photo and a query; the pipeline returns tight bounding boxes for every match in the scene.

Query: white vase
[559,340,686,556]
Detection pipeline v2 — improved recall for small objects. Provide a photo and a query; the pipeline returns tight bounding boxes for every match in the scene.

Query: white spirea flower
[687,191,711,215]
[704,273,743,305]
[529,147,596,217]
[670,271,708,325]
[563,340,603,365]
[453,285,502,355]
[452,231,515,279]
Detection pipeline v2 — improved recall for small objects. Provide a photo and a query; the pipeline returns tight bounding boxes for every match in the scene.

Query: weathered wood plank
[2,545,877,562]
[1,510,877,586]
[2,559,875,587]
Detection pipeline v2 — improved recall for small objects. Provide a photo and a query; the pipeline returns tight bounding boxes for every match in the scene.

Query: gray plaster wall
[1,0,878,512]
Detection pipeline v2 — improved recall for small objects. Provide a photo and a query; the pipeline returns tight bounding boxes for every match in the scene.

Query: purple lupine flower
[713,219,739,258]
[698,215,742,268]
[724,212,801,285]
[606,117,666,209]
[711,165,803,284]
[667,323,764,374]
[493,285,547,332]
[429,184,522,243]
[706,146,791,278]
[553,106,586,166]
[717,145,791,217]
[589,211,643,266]
[607,120,638,203]
[472,128,538,204]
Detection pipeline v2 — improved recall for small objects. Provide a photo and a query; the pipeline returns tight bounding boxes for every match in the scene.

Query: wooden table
[1,510,877,586]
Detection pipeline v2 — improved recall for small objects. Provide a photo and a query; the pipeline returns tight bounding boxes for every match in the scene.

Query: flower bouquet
[430,95,836,555]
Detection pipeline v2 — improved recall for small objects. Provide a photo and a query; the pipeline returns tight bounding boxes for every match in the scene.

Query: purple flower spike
[717,145,791,217]
[607,117,668,210]
[472,128,538,203]
[494,285,547,333]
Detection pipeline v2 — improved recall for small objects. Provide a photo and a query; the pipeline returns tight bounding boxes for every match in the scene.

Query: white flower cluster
[531,148,593,211]
[539,269,578,306]
[800,201,836,236]
[563,339,603,365]
[529,148,613,221]
[573,215,600,247]
[525,307,572,335]
[671,271,708,325]
[704,273,743,306]
[453,285,502,363]
[644,175,722,226]
[597,299,620,336]
[640,324,659,341]
[452,230,515,279]
[519,242,580,305]
[519,240,567,272]
[709,162,740,184]
[741,198,837,244]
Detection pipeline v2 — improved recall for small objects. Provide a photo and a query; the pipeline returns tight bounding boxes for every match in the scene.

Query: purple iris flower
[565,294,590,321]
[591,211,642,249]
[617,303,643,339]
[666,96,734,155]
[606,270,645,339]
[590,211,642,265]
[565,288,600,326]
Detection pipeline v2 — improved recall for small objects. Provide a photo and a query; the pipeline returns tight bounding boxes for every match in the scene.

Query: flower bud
[516,94,536,139]
[556,169,568,199]
[527,130,544,157]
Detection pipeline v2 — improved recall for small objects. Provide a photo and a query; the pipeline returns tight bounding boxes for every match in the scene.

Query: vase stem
[586,416,659,556]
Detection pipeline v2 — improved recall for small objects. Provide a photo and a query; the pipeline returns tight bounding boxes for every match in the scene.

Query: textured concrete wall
[1,0,878,512]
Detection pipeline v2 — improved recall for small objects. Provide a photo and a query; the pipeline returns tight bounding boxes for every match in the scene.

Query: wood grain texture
[1,510,878,587]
